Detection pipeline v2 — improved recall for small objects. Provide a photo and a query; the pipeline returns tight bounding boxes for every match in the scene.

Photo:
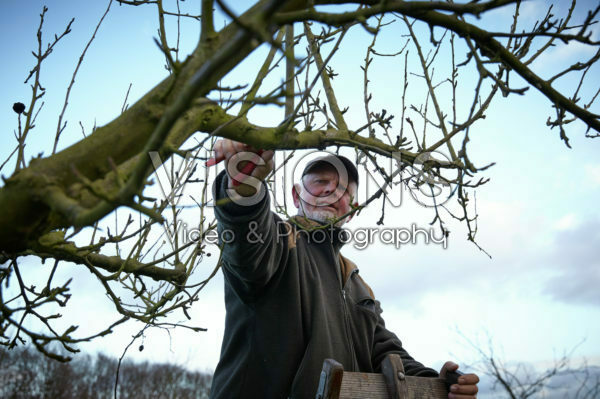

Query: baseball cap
[301,154,359,185]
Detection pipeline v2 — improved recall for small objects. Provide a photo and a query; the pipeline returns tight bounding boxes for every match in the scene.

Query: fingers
[458,373,480,385]
[231,150,264,186]
[448,394,477,399]
[223,139,235,161]
[205,140,223,166]
[448,372,479,399]
[208,139,263,166]
[440,361,459,377]
[440,362,479,399]
[449,381,479,395]
[209,139,273,195]
[261,149,274,163]
[232,150,274,183]
[207,139,240,166]
[251,152,274,182]
[445,361,459,371]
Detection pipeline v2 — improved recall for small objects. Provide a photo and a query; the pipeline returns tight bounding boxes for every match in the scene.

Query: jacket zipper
[340,266,359,371]
[329,239,359,371]
[340,288,357,370]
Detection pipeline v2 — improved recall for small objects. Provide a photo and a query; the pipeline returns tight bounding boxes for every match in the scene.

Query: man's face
[292,165,357,226]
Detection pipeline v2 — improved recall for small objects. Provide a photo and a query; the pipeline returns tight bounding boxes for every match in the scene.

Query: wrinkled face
[292,165,358,226]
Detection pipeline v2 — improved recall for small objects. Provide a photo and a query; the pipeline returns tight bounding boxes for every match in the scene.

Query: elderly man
[208,139,479,399]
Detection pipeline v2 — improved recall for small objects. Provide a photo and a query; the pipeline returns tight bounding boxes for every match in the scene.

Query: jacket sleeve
[371,300,439,377]
[213,170,288,299]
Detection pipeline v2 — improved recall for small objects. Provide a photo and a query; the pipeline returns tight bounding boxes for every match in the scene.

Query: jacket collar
[287,216,350,253]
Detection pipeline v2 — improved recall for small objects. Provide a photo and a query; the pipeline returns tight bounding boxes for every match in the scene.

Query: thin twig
[53,0,113,154]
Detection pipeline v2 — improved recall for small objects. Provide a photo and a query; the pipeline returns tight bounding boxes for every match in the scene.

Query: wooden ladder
[315,354,461,399]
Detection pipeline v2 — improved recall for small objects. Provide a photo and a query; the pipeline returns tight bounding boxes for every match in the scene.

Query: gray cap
[302,154,359,185]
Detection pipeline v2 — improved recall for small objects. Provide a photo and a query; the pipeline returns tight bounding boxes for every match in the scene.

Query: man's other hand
[440,361,479,399]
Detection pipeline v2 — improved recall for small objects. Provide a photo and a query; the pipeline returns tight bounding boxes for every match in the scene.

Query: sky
[1,0,600,396]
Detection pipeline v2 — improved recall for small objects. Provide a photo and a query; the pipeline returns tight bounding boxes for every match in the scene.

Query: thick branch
[0,0,308,252]
[200,0,215,42]
[277,0,520,24]
[27,231,187,283]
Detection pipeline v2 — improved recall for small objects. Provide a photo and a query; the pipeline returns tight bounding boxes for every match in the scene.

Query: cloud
[542,217,600,306]
[348,189,600,312]
[554,213,580,231]
[345,196,552,311]
[585,164,600,187]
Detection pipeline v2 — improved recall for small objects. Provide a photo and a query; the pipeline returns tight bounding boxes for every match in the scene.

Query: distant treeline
[0,346,212,399]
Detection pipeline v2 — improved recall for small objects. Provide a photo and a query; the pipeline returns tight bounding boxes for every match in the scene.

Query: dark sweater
[210,171,437,399]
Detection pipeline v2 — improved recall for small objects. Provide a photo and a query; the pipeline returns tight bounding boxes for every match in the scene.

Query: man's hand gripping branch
[207,139,274,197]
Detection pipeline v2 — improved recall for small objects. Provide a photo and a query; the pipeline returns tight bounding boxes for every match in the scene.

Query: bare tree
[462,335,600,399]
[0,345,212,398]
[1,0,599,360]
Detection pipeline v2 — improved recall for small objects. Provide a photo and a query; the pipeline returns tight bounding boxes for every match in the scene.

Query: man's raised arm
[210,139,285,299]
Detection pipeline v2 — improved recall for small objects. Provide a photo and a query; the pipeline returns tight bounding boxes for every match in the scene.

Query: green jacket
[210,172,437,399]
